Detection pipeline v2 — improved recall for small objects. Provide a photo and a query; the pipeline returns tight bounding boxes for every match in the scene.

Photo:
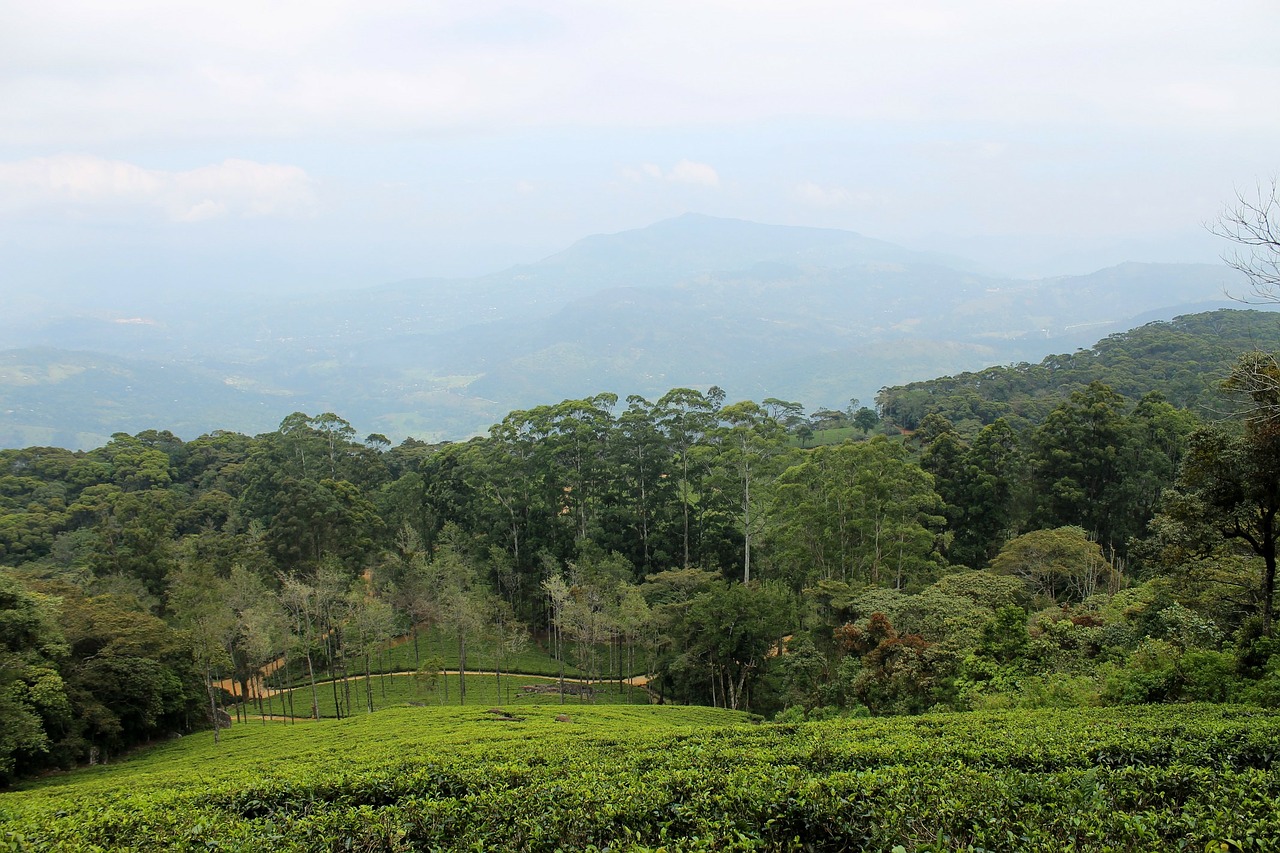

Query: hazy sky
[2,0,1278,306]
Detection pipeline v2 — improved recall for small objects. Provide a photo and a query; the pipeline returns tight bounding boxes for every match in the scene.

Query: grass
[267,625,637,691]
[253,671,648,719]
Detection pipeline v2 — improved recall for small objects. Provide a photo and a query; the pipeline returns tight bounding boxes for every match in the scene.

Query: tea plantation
[2,703,1278,851]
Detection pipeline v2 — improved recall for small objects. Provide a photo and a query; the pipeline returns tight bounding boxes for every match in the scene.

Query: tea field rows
[2,704,1278,851]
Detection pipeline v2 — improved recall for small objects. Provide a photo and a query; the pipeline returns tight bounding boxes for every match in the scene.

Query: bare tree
[1211,182,1280,423]
[279,574,323,720]
[1212,179,1280,303]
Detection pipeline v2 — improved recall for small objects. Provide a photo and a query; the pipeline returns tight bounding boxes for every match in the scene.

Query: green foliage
[922,418,1024,568]
[991,526,1114,604]
[1101,640,1244,706]
[1026,385,1192,557]
[772,437,947,590]
[877,309,1280,431]
[932,569,1026,612]
[4,357,1280,787]
[4,704,1279,851]
[978,605,1030,664]
[1154,415,1280,634]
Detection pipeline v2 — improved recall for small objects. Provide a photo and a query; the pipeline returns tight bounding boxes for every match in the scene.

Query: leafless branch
[1224,350,1280,425]
[1210,179,1280,304]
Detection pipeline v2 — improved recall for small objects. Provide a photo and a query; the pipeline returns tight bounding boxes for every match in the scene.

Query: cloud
[668,160,720,187]
[628,160,720,187]
[794,181,871,207]
[0,155,318,221]
[1,2,1275,146]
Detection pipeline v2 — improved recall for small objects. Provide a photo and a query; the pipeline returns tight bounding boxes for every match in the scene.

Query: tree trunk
[743,451,752,584]
[682,453,691,567]
[557,624,566,705]
[342,658,352,719]
[458,631,467,706]
[1264,533,1277,636]
[305,651,320,720]
[206,669,221,745]
[330,657,342,719]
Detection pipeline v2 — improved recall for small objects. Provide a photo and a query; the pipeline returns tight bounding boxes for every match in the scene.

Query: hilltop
[0,215,1254,448]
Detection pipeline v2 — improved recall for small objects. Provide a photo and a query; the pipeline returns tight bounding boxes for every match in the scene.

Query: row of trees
[3,350,1280,780]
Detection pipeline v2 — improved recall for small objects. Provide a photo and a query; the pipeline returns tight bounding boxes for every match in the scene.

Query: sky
[2,0,1278,309]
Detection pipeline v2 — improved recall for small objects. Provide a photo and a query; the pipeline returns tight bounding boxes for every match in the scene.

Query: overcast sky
[2,0,1278,307]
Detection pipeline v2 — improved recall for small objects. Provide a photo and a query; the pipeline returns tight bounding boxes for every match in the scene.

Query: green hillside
[877,308,1280,431]
[3,704,1276,851]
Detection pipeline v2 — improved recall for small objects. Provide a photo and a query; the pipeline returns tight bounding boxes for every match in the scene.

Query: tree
[772,438,947,590]
[279,574,324,719]
[1209,182,1280,426]
[344,584,396,713]
[655,388,717,569]
[708,401,793,583]
[1159,422,1280,634]
[924,419,1024,568]
[684,581,792,711]
[1029,382,1129,551]
[853,407,880,436]
[835,612,935,714]
[56,585,198,763]
[990,526,1114,603]
[381,525,439,666]
[611,395,672,572]
[83,488,178,597]
[432,537,488,705]
[168,562,235,743]
[0,572,69,782]
[223,565,280,719]
[314,558,354,718]
[1212,179,1280,304]
[542,571,571,703]
[490,599,529,706]
[542,395,618,544]
[613,580,652,699]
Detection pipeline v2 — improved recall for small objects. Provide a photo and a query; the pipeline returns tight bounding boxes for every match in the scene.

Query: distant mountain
[0,348,283,449]
[0,215,1259,449]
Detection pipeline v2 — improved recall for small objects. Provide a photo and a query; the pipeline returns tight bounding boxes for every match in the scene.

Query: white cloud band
[0,155,318,222]
[630,160,720,188]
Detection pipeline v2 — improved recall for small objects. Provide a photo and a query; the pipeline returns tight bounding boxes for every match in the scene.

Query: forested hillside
[3,309,1280,785]
[877,309,1280,431]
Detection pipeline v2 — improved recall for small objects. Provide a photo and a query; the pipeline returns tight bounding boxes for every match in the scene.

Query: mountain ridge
[0,215,1260,449]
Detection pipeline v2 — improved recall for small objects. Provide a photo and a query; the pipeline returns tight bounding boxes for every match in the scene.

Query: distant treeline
[876,309,1280,431]
[3,308,1280,784]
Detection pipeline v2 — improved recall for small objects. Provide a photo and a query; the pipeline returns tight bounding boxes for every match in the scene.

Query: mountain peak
[535,213,962,283]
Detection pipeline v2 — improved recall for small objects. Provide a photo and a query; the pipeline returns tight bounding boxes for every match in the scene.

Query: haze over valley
[0,213,1256,449]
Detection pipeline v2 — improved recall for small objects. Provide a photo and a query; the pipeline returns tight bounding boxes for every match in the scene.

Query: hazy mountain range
[0,214,1255,450]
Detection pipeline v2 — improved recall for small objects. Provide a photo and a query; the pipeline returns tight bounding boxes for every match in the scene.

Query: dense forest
[4,308,1280,784]
[876,309,1280,431]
